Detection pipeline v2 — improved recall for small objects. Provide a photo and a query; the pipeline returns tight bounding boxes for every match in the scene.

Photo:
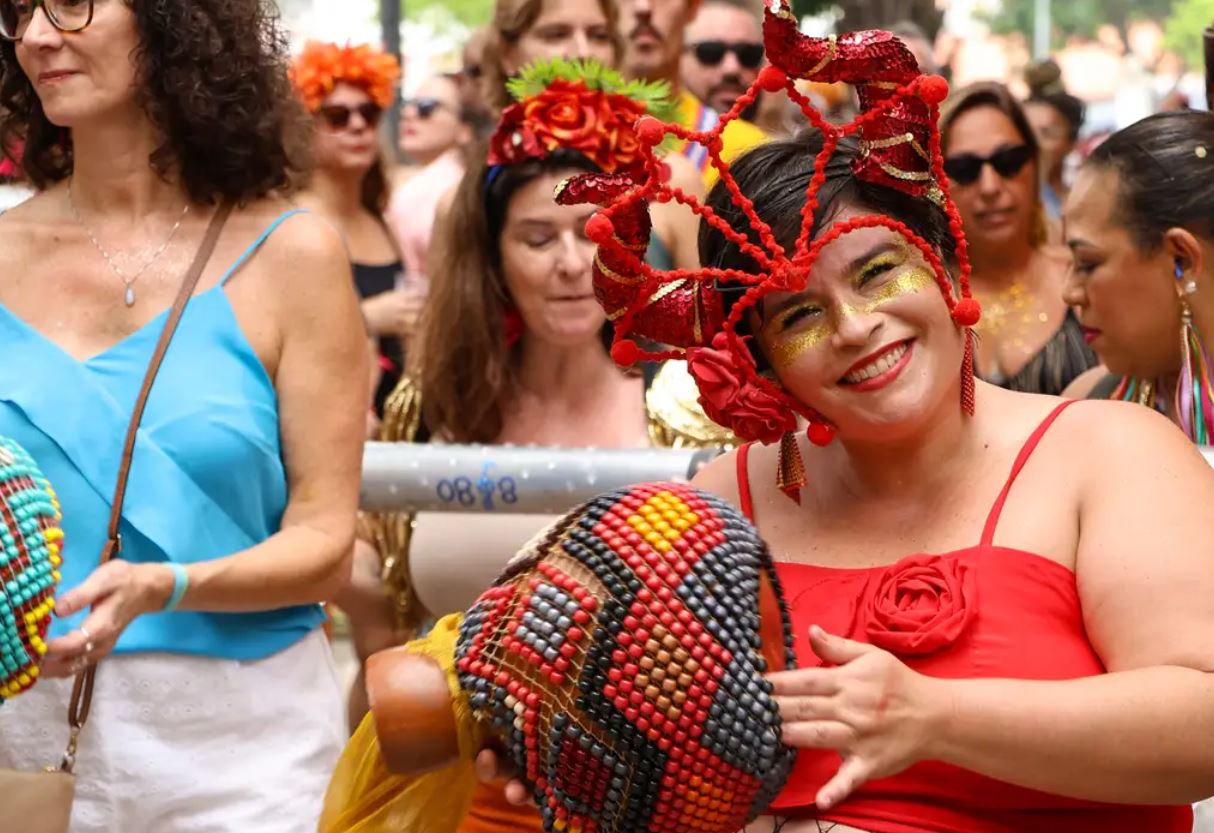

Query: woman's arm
[928,402,1214,803]
[651,154,706,272]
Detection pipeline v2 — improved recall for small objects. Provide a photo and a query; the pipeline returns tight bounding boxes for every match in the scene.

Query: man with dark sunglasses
[680,0,764,117]
[618,0,766,186]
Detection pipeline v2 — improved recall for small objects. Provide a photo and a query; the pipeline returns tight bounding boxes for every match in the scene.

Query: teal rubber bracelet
[163,563,189,612]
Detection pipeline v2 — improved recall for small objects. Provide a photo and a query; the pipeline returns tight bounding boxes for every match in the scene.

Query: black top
[353,260,406,415]
[980,309,1099,396]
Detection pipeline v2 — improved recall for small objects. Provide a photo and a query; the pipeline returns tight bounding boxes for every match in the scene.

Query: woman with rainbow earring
[1063,110,1214,446]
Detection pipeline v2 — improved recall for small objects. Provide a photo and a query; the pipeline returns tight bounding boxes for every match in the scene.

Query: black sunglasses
[317,103,383,131]
[0,0,93,41]
[402,97,447,119]
[687,40,765,70]
[943,145,1033,186]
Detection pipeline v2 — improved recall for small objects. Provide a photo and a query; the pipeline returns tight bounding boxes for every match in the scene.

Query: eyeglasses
[402,97,447,119]
[317,103,383,131]
[943,145,1033,186]
[686,41,765,70]
[0,0,93,41]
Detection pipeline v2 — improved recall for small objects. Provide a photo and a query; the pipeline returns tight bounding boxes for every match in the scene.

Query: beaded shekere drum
[363,482,797,833]
[0,437,64,704]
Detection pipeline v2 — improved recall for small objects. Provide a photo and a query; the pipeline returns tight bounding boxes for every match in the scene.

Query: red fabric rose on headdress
[686,333,797,445]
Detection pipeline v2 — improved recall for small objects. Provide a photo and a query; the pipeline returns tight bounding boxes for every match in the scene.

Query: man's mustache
[629,20,663,41]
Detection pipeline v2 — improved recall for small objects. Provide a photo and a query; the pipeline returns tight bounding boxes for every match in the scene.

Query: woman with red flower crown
[335,59,735,833]
[477,5,1214,832]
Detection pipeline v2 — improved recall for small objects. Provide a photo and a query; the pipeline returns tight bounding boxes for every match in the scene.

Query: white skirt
[0,630,345,833]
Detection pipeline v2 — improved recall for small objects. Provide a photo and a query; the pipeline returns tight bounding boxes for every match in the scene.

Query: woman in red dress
[483,5,1214,831]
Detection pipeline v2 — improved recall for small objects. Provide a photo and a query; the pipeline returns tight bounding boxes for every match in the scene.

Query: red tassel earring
[960,329,976,416]
[776,431,807,504]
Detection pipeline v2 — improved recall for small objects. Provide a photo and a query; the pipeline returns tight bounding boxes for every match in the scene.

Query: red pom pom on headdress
[290,41,401,112]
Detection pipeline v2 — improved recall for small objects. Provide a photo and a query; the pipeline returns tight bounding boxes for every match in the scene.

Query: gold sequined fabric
[646,362,739,449]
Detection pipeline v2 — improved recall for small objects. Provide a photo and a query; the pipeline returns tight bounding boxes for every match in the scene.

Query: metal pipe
[361,444,1214,514]
[1033,0,1050,59]
[380,0,402,162]
[360,443,725,513]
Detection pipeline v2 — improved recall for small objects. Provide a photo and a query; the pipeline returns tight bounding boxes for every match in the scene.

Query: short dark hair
[0,0,308,204]
[1084,110,1214,251]
[699,130,956,364]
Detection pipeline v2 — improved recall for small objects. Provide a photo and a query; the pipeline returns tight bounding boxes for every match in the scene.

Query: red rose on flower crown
[487,59,676,177]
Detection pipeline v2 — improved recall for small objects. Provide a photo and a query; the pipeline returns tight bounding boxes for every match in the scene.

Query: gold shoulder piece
[380,374,424,443]
[360,374,427,636]
[646,362,738,450]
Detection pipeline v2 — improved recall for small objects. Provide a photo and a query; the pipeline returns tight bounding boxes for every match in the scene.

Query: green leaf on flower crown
[506,58,678,123]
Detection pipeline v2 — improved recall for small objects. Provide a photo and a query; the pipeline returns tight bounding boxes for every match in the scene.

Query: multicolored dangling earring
[1173,260,1213,444]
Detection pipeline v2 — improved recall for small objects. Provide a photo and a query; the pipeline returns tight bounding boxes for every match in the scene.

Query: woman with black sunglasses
[0,2,367,830]
[292,41,415,418]
[940,82,1097,396]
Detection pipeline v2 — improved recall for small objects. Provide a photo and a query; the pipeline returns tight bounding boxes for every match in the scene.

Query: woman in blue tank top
[0,2,368,831]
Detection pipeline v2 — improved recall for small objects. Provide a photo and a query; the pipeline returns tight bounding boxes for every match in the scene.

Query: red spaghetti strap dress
[736,400,1193,833]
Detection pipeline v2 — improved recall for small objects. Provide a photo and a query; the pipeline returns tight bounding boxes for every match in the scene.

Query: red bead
[607,668,622,683]
[559,643,576,659]
[526,693,539,708]
[611,339,641,367]
[952,297,982,327]
[585,213,614,244]
[808,421,836,447]
[567,627,584,641]
[572,609,590,624]
[554,658,570,672]
[636,115,666,146]
[919,74,950,105]
[549,672,564,685]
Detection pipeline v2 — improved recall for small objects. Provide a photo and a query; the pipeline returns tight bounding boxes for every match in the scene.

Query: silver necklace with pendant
[68,179,191,307]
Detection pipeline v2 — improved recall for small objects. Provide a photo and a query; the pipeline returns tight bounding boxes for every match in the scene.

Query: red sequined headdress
[557,1,980,501]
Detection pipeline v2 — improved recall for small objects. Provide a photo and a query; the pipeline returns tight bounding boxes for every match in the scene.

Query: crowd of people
[0,0,1213,832]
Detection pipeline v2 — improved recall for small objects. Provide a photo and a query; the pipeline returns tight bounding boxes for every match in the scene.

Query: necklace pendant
[124,286,136,307]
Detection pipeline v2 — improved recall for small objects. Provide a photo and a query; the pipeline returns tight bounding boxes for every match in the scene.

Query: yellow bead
[18,674,30,686]
[664,529,681,541]
[51,571,61,582]
[673,518,690,531]
[29,666,38,678]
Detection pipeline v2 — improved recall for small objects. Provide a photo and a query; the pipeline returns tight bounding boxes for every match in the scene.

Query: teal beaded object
[0,437,64,704]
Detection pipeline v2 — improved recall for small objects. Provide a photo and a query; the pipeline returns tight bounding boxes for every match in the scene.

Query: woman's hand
[361,290,417,337]
[42,561,175,677]
[474,748,530,806]
[769,625,945,810]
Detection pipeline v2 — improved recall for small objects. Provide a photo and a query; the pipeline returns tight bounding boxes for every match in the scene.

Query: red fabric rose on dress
[861,554,976,656]
[686,333,797,445]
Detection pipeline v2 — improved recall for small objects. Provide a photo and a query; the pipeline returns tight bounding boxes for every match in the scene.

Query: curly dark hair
[0,0,309,204]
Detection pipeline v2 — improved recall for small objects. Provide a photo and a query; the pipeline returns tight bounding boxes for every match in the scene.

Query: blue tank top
[0,209,324,660]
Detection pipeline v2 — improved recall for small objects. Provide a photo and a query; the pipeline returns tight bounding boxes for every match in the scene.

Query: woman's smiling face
[756,207,964,442]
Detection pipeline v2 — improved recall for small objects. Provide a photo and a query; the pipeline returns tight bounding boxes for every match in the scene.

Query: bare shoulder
[0,189,62,245]
[690,445,744,507]
[1056,398,1211,479]
[234,196,351,291]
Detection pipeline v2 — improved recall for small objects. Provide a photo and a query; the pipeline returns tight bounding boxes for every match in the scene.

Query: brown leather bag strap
[60,200,235,770]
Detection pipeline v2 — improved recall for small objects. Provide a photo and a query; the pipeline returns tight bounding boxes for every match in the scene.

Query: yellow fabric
[319,614,486,833]
[673,90,768,188]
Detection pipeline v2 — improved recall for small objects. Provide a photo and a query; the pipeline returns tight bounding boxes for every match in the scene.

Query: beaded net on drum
[455,482,796,833]
[557,0,979,501]
[0,437,63,703]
